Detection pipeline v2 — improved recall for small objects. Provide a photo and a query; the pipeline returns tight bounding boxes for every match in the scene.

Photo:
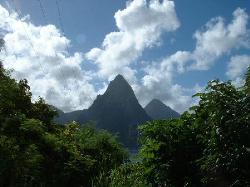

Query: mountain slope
[86,75,151,147]
[54,109,86,124]
[145,99,180,120]
[55,74,151,148]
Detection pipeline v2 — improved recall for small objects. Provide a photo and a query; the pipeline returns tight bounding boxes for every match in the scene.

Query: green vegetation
[114,75,250,186]
[0,60,127,186]
[0,39,250,186]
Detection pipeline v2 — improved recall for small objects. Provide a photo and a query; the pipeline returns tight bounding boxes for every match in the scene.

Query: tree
[245,67,250,94]
[0,61,128,186]
[193,80,250,186]
[109,163,149,187]
[136,68,250,187]
[138,116,202,187]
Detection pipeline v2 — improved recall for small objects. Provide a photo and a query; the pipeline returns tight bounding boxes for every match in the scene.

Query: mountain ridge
[55,74,151,148]
[55,75,180,148]
[144,99,180,120]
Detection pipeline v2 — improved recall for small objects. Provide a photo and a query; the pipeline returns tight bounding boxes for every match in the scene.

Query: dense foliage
[109,162,148,186]
[0,61,127,186]
[110,70,250,187]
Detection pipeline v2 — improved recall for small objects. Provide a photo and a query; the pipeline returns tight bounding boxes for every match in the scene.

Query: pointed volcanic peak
[89,74,150,122]
[87,74,151,148]
[55,74,151,148]
[104,74,136,99]
[89,74,140,110]
[145,99,180,120]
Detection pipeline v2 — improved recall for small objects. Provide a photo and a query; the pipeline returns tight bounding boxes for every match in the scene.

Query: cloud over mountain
[0,1,249,114]
[136,8,250,112]
[86,0,180,81]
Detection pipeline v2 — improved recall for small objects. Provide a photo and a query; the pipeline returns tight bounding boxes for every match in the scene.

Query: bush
[110,163,149,187]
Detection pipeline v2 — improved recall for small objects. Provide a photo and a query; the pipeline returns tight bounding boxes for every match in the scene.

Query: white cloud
[1,1,249,115]
[226,55,250,79]
[135,51,195,113]
[86,0,180,82]
[136,80,195,113]
[146,8,249,74]
[226,55,250,86]
[86,4,249,113]
[191,8,249,70]
[135,8,249,112]
[0,4,96,112]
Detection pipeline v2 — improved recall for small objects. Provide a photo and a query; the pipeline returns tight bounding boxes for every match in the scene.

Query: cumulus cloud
[85,0,196,112]
[135,51,195,113]
[86,3,249,113]
[226,55,250,86]
[136,8,249,112]
[0,4,96,112]
[1,1,249,114]
[191,8,249,70]
[145,7,249,74]
[86,0,180,81]
[226,55,250,79]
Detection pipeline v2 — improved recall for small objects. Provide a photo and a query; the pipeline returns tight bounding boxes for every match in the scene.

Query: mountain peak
[110,74,130,89]
[56,75,183,148]
[114,74,126,81]
[104,74,134,98]
[145,99,180,120]
[87,74,151,148]
[150,99,165,105]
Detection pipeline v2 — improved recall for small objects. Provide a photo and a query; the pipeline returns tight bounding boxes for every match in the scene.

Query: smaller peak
[149,99,165,105]
[146,99,169,109]
[151,98,162,103]
[145,99,180,120]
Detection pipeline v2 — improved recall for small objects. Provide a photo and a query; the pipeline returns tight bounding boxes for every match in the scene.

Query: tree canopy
[111,69,250,187]
[0,58,127,186]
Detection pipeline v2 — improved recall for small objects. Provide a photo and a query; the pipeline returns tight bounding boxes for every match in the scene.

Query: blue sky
[0,0,249,113]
